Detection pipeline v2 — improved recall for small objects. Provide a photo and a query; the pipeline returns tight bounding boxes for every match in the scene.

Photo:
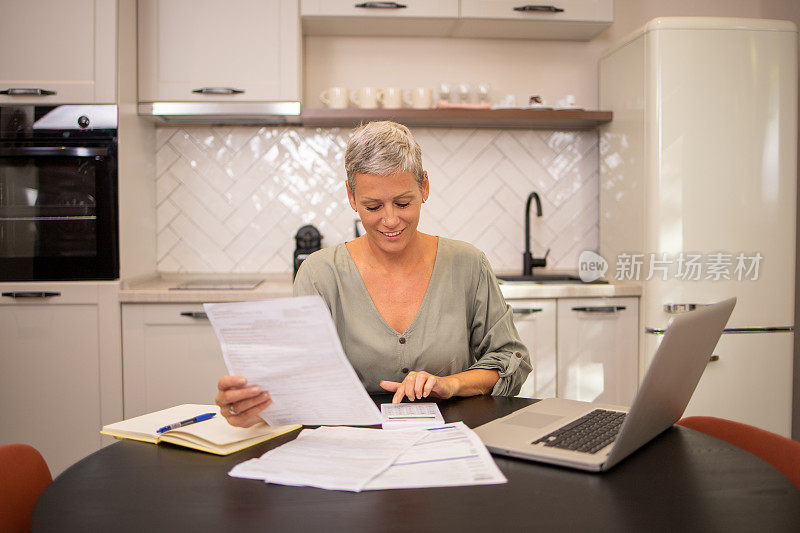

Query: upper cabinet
[0,0,116,104]
[301,0,612,40]
[138,0,301,102]
[301,0,460,37]
[456,0,613,40]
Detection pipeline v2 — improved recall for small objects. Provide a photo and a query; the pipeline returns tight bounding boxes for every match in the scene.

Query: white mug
[378,87,403,109]
[319,87,348,109]
[403,87,434,109]
[350,87,379,109]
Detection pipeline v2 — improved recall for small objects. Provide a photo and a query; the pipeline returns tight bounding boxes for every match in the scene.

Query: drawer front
[0,282,110,305]
[557,297,638,405]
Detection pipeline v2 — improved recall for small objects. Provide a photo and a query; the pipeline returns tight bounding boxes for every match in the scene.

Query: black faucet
[523,192,549,275]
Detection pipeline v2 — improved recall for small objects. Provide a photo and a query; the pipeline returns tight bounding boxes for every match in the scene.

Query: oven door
[0,145,118,280]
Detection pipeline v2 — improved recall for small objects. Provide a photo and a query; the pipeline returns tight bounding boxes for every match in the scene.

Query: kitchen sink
[496,273,609,284]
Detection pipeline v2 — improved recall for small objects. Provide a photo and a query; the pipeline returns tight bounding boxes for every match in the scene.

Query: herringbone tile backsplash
[155,126,598,274]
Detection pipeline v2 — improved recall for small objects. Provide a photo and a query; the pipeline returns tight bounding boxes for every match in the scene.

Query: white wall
[154,126,598,275]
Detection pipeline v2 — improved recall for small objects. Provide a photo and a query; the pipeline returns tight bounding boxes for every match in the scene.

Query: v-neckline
[344,237,441,337]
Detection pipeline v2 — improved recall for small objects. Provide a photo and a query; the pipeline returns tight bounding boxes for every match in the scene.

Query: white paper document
[381,402,445,429]
[228,426,424,492]
[364,422,507,490]
[204,296,382,426]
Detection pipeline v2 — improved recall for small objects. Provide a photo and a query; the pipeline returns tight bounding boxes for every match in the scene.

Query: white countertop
[120,273,640,303]
[119,273,295,303]
[498,280,641,299]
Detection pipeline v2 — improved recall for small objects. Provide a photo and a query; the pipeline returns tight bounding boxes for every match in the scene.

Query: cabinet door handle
[513,5,564,13]
[2,291,61,298]
[571,305,626,313]
[355,2,407,8]
[0,88,57,96]
[191,87,244,95]
[512,307,543,315]
[180,311,208,319]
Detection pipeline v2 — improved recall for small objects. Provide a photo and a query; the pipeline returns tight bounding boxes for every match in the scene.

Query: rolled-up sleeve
[293,260,319,298]
[467,254,532,396]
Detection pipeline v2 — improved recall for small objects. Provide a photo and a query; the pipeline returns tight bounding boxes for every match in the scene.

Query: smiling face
[347,170,429,256]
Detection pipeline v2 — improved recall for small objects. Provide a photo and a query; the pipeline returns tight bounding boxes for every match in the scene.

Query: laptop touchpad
[503,411,564,429]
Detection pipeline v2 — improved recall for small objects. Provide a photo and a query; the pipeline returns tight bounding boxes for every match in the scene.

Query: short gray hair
[345,121,425,191]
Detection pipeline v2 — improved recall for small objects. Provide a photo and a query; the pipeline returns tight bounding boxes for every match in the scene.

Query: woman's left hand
[379,371,459,404]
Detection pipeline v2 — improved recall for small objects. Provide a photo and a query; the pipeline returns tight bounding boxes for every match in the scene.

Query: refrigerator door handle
[645,326,794,334]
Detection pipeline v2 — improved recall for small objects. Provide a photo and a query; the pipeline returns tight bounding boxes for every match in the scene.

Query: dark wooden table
[33,395,800,532]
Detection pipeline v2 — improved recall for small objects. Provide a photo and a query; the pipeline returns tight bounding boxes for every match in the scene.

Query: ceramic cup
[350,87,379,109]
[377,87,403,109]
[403,87,434,109]
[319,87,348,108]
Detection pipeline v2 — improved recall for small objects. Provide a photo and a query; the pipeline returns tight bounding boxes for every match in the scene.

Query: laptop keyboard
[532,409,626,454]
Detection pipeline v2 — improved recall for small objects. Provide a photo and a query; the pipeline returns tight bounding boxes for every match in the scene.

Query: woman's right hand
[215,375,272,428]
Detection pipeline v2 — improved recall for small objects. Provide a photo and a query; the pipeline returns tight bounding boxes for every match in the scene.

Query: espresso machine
[293,224,322,279]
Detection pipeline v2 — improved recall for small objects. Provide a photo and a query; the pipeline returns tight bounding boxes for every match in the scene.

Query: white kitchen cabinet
[556,297,638,405]
[0,0,116,104]
[138,0,301,102]
[301,0,460,37]
[301,0,611,40]
[0,282,122,477]
[648,331,794,437]
[122,303,227,418]
[511,299,557,399]
[456,0,613,40]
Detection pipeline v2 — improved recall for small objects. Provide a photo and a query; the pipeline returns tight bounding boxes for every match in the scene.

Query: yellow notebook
[100,404,301,455]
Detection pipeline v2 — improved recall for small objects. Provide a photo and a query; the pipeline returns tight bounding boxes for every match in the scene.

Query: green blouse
[293,237,531,396]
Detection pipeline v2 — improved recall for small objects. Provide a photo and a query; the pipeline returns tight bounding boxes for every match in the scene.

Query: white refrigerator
[599,17,797,436]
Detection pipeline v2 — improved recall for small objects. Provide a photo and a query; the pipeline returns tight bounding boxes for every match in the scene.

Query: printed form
[204,296,382,426]
[364,422,507,490]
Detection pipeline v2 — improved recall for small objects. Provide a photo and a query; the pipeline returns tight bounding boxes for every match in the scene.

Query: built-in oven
[0,105,118,280]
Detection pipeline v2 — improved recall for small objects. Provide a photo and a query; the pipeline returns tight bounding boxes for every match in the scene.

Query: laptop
[474,297,736,472]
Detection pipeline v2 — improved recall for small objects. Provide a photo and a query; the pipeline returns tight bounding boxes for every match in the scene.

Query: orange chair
[0,444,53,533]
[677,416,800,490]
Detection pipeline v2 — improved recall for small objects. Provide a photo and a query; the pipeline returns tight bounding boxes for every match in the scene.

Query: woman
[216,121,531,427]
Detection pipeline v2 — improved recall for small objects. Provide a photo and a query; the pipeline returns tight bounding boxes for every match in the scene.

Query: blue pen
[156,412,216,434]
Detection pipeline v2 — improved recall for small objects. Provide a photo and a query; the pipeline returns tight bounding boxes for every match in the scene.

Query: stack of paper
[229,426,424,491]
[229,422,507,492]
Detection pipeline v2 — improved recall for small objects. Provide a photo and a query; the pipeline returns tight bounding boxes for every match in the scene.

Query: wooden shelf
[301,108,612,130]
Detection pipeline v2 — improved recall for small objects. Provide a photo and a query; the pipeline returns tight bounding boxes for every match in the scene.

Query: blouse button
[399,337,406,344]
[401,367,409,374]
[515,352,522,358]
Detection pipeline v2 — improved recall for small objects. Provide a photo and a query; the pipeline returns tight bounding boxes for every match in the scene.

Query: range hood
[137,102,301,125]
